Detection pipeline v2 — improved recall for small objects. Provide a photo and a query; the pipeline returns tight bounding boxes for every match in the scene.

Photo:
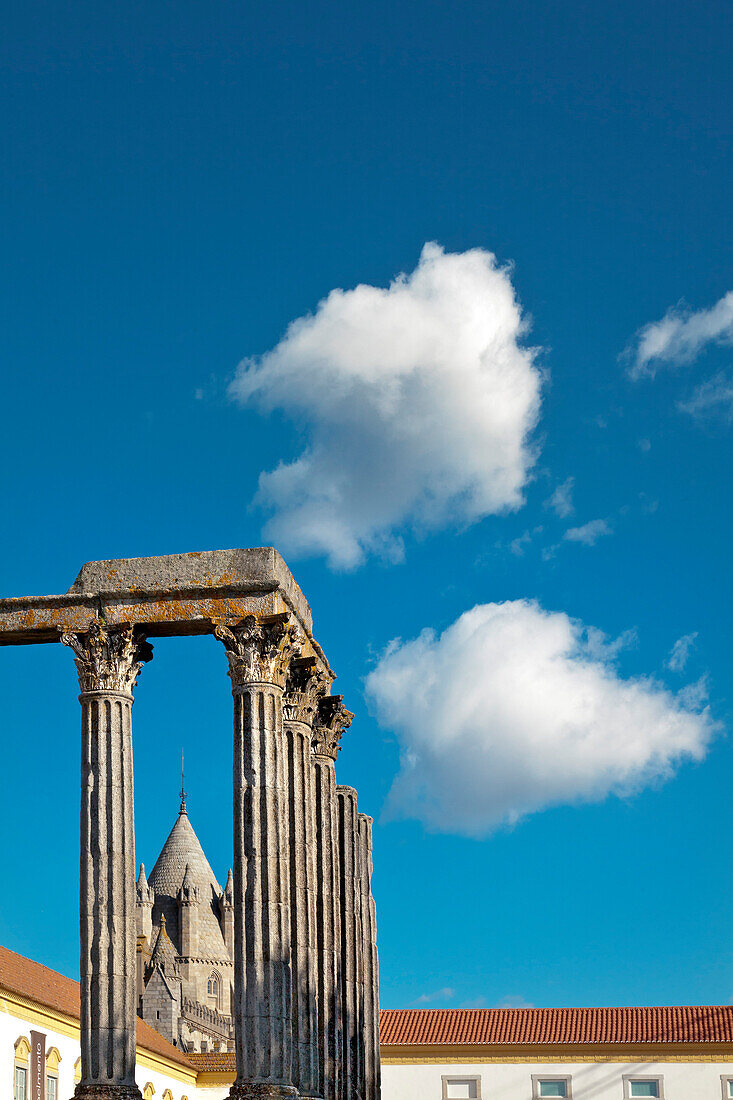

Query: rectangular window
[721,1079,733,1100]
[539,1082,567,1097]
[629,1082,659,1098]
[46,1076,58,1100]
[15,1067,28,1100]
[532,1075,572,1099]
[442,1077,480,1099]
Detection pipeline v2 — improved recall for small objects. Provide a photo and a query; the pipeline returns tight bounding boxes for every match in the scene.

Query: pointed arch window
[207,970,221,1005]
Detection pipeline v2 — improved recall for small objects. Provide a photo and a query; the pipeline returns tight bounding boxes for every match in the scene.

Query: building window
[208,974,219,998]
[45,1045,61,1100]
[532,1076,572,1098]
[623,1077,664,1099]
[15,1066,28,1100]
[14,1036,31,1100]
[721,1079,733,1100]
[441,1076,481,1099]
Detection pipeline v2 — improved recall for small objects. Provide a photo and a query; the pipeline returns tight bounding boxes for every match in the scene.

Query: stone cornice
[60,619,153,695]
[380,1041,733,1064]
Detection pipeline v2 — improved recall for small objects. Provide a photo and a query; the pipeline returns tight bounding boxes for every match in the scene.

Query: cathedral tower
[136,795,234,1051]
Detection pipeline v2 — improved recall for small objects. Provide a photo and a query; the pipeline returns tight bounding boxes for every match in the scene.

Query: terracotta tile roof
[0,945,193,1070]
[186,1051,236,1072]
[184,1004,733,1076]
[379,1006,733,1046]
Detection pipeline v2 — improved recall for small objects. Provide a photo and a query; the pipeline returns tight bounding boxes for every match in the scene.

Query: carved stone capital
[283,656,332,725]
[214,613,302,689]
[60,619,153,695]
[312,694,354,760]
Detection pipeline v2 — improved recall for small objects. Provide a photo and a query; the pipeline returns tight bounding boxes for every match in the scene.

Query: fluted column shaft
[312,696,353,1100]
[62,621,152,1100]
[336,787,361,1100]
[283,710,321,1096]
[312,753,341,1100]
[357,815,380,1100]
[216,614,300,1100]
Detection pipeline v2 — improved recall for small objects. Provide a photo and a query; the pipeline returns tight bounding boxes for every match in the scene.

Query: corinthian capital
[60,619,153,695]
[312,694,354,760]
[214,613,302,689]
[283,656,332,725]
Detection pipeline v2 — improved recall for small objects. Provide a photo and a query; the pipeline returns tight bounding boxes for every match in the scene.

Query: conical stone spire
[150,915,179,977]
[148,801,227,958]
[137,863,153,903]
[144,796,234,1038]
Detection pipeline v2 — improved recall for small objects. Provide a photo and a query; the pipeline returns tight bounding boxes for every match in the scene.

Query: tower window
[208,975,219,997]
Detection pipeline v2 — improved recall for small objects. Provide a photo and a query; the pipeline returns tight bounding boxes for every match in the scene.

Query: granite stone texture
[61,622,151,1094]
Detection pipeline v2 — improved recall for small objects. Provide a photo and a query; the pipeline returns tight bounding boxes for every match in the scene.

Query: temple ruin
[0,548,380,1100]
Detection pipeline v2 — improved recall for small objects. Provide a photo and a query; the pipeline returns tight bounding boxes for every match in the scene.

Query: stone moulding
[0,549,327,665]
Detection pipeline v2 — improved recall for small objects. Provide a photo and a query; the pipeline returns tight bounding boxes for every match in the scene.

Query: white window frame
[721,1075,733,1100]
[532,1073,573,1098]
[45,1074,58,1100]
[14,1065,28,1100]
[622,1074,665,1099]
[441,1074,482,1100]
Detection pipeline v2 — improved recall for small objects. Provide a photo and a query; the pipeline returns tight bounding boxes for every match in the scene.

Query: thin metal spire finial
[179,749,187,814]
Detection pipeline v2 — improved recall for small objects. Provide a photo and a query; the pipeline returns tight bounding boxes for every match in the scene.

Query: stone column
[336,787,361,1100]
[215,614,301,1100]
[283,658,330,1098]
[311,696,353,1100]
[357,815,380,1100]
[61,620,152,1100]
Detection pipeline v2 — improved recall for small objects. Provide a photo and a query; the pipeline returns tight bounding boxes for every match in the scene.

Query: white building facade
[4,946,733,1100]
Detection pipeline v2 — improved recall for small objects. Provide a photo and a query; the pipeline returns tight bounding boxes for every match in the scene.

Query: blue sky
[1,0,731,1012]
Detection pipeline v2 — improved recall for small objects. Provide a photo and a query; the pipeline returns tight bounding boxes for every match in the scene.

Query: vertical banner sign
[30,1030,45,1100]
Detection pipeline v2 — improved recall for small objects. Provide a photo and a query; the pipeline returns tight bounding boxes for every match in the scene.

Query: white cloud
[546,476,574,518]
[678,372,733,422]
[667,632,698,673]
[626,291,733,379]
[563,518,612,546]
[507,525,543,557]
[411,987,455,1006]
[229,243,543,569]
[495,995,535,1009]
[365,600,717,837]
